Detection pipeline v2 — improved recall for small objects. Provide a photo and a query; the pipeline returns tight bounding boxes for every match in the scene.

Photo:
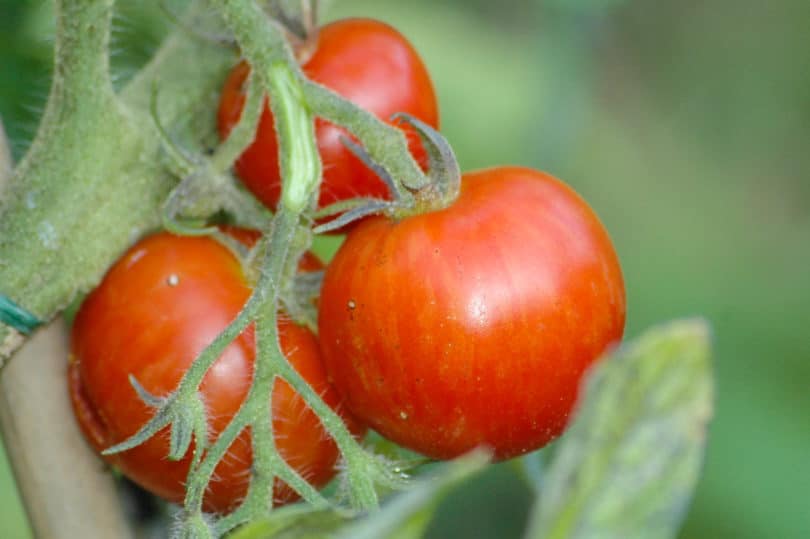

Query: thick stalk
[0,0,235,363]
[0,1,235,537]
[0,0,129,325]
[0,3,140,534]
[0,116,133,538]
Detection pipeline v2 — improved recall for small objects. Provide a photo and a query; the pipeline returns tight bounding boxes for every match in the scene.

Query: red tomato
[317,167,626,460]
[217,18,439,212]
[69,230,363,514]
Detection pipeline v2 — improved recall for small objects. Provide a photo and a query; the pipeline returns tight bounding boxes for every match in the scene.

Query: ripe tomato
[69,230,363,514]
[317,167,625,460]
[217,18,439,212]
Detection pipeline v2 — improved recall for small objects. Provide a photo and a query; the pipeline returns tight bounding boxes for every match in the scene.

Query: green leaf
[525,319,714,539]
[336,450,490,539]
[226,451,489,539]
[225,505,348,539]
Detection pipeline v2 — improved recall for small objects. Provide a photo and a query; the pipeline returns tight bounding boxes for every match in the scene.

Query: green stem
[271,63,320,212]
[0,0,234,363]
[254,312,327,507]
[182,208,297,514]
[146,5,396,529]
[216,0,320,213]
[217,0,426,202]
[211,73,264,173]
[0,0,123,334]
[303,81,428,194]
[171,4,336,522]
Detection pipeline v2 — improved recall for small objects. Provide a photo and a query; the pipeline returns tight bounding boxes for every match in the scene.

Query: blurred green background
[1,0,808,537]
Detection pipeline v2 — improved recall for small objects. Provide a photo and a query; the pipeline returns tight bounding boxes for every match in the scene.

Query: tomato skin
[69,231,363,514]
[317,167,626,460]
[217,18,439,212]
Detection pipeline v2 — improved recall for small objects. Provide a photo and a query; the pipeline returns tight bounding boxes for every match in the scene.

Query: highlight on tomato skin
[67,229,365,514]
[317,166,626,461]
[217,17,439,214]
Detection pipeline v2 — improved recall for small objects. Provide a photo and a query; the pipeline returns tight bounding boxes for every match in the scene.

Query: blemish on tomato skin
[124,248,148,269]
[167,274,180,286]
[347,299,356,310]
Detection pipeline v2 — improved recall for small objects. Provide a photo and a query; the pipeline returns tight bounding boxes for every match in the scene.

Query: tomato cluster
[70,14,625,516]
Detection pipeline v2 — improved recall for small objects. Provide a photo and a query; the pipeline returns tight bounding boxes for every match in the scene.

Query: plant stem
[217,0,391,510]
[0,0,122,349]
[181,207,298,514]
[139,5,399,529]
[0,0,234,364]
[0,115,133,538]
[211,73,264,173]
[302,81,428,193]
[217,0,427,199]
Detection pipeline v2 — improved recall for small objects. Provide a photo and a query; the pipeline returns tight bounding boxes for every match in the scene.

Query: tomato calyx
[392,113,461,214]
[312,114,461,234]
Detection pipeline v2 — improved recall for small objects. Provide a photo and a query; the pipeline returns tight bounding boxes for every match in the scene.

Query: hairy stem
[182,208,297,514]
[303,81,428,193]
[216,0,390,511]
[217,0,426,200]
[211,72,264,172]
[0,0,234,363]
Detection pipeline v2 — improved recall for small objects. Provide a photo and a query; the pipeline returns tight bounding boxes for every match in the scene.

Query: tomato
[69,230,364,514]
[217,18,439,213]
[317,167,625,460]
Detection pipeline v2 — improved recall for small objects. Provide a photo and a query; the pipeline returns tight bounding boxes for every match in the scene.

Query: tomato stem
[211,72,264,173]
[179,207,296,517]
[303,80,430,193]
[0,0,234,363]
[268,63,321,213]
[171,0,420,526]
[156,70,272,234]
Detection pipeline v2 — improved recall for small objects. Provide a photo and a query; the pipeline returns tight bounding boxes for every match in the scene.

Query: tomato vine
[0,2,714,539]
[0,0,461,536]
